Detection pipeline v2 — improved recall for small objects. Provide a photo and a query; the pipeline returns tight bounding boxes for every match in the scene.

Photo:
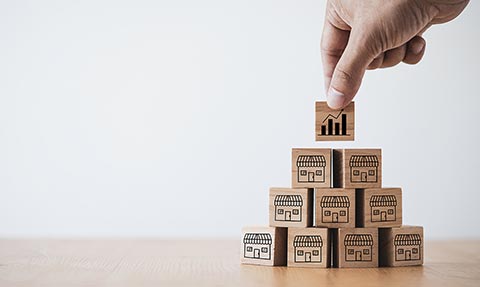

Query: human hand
[321,0,469,109]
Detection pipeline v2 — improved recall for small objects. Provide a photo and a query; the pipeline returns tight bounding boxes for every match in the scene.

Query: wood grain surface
[0,239,479,287]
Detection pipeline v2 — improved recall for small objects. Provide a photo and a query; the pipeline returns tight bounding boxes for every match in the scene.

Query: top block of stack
[315,101,354,141]
[334,149,382,188]
[292,148,331,188]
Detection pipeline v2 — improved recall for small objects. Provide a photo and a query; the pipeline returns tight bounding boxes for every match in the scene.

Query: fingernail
[327,87,345,109]
[410,41,425,54]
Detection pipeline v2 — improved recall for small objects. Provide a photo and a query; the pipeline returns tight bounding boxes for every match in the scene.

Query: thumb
[327,31,375,109]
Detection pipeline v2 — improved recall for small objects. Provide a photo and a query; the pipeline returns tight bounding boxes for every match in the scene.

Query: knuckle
[334,68,355,83]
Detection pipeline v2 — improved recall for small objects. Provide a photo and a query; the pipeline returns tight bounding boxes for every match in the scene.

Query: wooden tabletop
[0,239,479,287]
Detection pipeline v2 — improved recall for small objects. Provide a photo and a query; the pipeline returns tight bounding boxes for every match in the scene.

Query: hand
[321,0,469,109]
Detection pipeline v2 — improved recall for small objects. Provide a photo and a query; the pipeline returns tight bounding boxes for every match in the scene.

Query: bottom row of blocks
[241,225,423,268]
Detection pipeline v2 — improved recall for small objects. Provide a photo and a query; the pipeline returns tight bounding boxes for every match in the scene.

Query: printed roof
[394,234,422,246]
[349,155,379,167]
[293,235,323,247]
[370,195,397,207]
[243,233,272,245]
[297,155,326,167]
[320,196,350,208]
[344,234,374,246]
[274,195,303,207]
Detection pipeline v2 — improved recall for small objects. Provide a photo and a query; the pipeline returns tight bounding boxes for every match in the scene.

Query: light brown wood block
[315,101,354,141]
[379,226,424,267]
[315,188,355,228]
[287,227,330,268]
[356,188,402,228]
[333,228,379,268]
[333,149,382,188]
[292,148,331,188]
[241,226,287,266]
[269,188,313,228]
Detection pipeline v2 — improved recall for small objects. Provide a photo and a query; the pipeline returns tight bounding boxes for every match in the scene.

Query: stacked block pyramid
[241,102,424,268]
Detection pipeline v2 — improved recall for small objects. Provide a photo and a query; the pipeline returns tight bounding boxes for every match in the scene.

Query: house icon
[320,196,350,223]
[274,195,303,222]
[370,195,397,222]
[293,235,323,263]
[243,233,272,260]
[344,234,374,262]
[297,155,326,183]
[349,155,379,183]
[394,234,422,261]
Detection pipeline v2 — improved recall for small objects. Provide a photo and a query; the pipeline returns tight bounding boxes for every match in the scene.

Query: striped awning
[394,234,421,246]
[243,233,272,245]
[370,195,397,207]
[349,155,379,167]
[344,234,374,246]
[296,155,326,167]
[320,196,350,208]
[274,195,303,207]
[293,235,323,247]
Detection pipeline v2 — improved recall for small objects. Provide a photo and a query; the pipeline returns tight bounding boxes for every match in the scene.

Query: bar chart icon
[321,111,348,136]
[315,102,354,141]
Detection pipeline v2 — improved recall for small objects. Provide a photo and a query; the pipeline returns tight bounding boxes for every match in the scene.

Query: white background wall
[1,0,479,239]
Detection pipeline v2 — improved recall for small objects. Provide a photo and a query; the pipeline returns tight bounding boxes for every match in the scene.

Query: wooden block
[356,188,402,228]
[379,226,424,267]
[315,101,354,141]
[333,227,378,268]
[315,188,355,228]
[292,148,331,188]
[269,188,313,228]
[333,149,382,188]
[287,227,330,268]
[241,226,287,266]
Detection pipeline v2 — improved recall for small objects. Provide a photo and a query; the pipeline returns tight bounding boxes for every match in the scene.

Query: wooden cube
[333,149,382,188]
[241,226,287,266]
[292,148,331,188]
[315,188,355,228]
[379,226,424,267]
[333,228,378,268]
[287,227,330,268]
[269,188,313,228]
[315,101,354,141]
[356,188,402,228]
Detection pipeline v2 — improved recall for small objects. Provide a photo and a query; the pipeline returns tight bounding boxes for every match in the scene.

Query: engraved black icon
[320,196,350,223]
[394,234,421,261]
[344,234,373,262]
[294,235,323,263]
[319,109,349,136]
[370,195,397,222]
[274,195,303,222]
[297,155,326,183]
[243,233,272,260]
[349,155,379,183]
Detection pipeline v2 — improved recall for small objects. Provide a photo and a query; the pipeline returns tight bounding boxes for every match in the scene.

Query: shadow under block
[315,101,354,141]
[241,226,287,266]
[269,188,313,228]
[287,227,330,268]
[379,226,424,267]
[315,188,355,228]
[292,148,331,188]
[333,228,379,268]
[356,188,402,228]
[333,149,382,188]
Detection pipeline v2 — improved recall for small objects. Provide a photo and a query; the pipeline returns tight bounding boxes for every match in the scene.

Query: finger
[403,36,426,65]
[327,28,376,109]
[381,44,407,68]
[367,53,384,70]
[321,19,350,94]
